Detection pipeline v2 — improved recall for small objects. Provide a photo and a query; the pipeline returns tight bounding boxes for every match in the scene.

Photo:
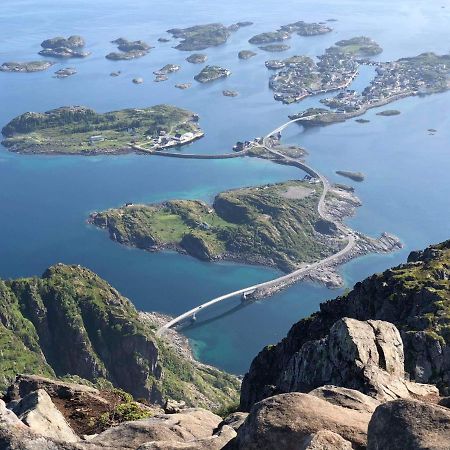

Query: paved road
[156,118,357,336]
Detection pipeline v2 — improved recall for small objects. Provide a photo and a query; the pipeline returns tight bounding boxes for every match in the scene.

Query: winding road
[156,118,357,336]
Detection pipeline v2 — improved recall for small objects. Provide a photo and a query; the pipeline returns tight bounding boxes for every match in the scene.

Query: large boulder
[136,425,236,449]
[309,385,380,414]
[12,389,78,443]
[278,318,438,402]
[233,393,370,449]
[299,430,352,449]
[220,412,249,431]
[90,409,224,449]
[367,399,450,450]
[0,399,24,429]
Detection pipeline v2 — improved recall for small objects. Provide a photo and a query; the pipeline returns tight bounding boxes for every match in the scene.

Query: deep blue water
[0,0,449,374]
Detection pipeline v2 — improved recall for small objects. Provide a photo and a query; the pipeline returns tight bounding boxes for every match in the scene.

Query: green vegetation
[97,389,153,428]
[167,24,231,51]
[0,264,239,410]
[334,36,383,56]
[90,180,340,272]
[249,31,290,45]
[194,65,231,83]
[259,44,290,52]
[1,105,201,154]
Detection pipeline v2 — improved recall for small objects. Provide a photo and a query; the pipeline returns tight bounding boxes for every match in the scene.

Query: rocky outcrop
[367,399,450,449]
[0,407,236,450]
[12,389,78,442]
[241,240,450,409]
[309,385,381,414]
[0,265,239,411]
[0,399,24,428]
[39,36,90,58]
[277,318,437,402]
[0,61,54,73]
[90,409,225,448]
[41,36,85,49]
[233,393,370,449]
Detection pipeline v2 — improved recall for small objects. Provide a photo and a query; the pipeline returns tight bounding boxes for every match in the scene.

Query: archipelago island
[1,105,204,155]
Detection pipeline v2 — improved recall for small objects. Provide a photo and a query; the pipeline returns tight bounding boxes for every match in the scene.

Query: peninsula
[1,105,203,155]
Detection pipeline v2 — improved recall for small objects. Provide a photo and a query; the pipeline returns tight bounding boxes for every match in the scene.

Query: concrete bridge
[156,116,358,335]
[131,144,248,159]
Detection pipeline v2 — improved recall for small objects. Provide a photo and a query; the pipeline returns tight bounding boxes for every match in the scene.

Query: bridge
[156,117,357,336]
[131,144,249,159]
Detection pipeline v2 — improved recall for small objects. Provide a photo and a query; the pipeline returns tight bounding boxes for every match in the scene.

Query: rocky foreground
[1,240,449,449]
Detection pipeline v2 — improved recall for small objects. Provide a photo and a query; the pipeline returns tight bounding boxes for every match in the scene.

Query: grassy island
[167,23,231,51]
[1,105,203,155]
[334,36,383,56]
[89,180,341,272]
[194,65,231,83]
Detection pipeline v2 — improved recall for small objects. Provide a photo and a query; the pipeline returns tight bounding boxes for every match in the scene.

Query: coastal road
[156,117,357,336]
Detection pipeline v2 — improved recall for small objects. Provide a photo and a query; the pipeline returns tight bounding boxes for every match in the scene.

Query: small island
[154,64,180,75]
[54,67,77,78]
[194,65,231,83]
[259,44,290,52]
[186,53,208,64]
[223,90,238,97]
[249,31,290,45]
[238,50,257,60]
[106,38,152,60]
[0,61,54,73]
[39,35,90,58]
[167,23,231,51]
[88,180,343,272]
[279,20,333,36]
[336,170,365,182]
[1,105,203,155]
[376,109,401,116]
[175,83,192,89]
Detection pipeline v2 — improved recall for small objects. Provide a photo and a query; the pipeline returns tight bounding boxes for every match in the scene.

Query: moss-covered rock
[241,239,450,409]
[0,264,239,411]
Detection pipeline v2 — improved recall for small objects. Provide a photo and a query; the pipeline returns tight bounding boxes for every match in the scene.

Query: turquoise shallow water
[0,0,449,374]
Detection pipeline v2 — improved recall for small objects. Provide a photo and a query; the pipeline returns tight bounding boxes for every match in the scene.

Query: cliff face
[240,240,450,410]
[0,264,239,411]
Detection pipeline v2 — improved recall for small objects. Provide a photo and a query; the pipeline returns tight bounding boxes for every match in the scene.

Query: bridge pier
[241,290,256,302]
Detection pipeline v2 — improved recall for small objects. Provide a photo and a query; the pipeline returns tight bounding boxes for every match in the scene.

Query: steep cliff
[0,264,239,411]
[241,240,450,410]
